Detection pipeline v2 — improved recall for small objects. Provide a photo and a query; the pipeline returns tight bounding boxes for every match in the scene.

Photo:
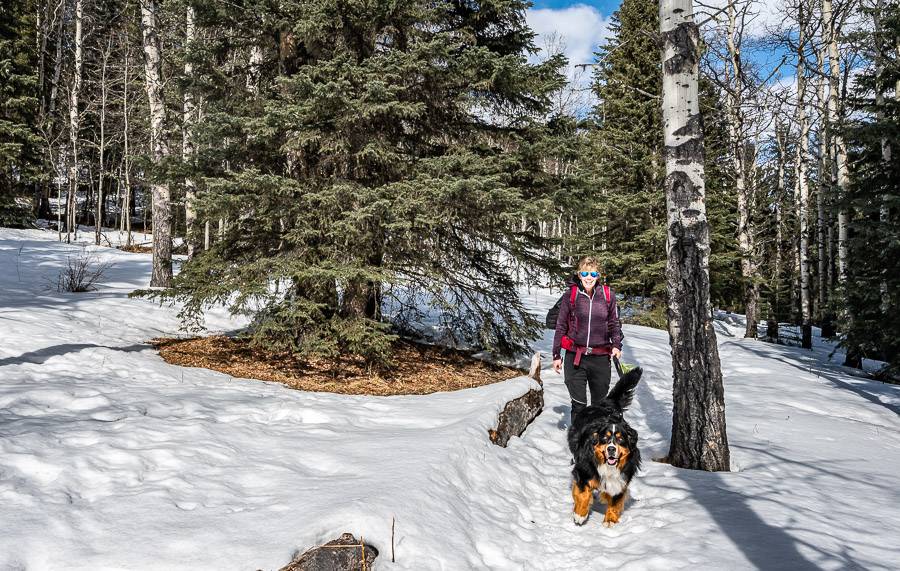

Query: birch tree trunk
[822,0,859,366]
[48,0,65,117]
[183,6,198,258]
[247,43,263,95]
[122,47,133,247]
[875,0,894,313]
[794,8,813,350]
[660,0,729,472]
[95,36,112,245]
[67,0,84,244]
[822,0,850,282]
[768,122,786,342]
[140,0,173,287]
[816,47,836,337]
[726,1,758,339]
[815,47,828,319]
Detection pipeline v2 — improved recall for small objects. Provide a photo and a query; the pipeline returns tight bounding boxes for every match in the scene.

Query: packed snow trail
[1,228,899,570]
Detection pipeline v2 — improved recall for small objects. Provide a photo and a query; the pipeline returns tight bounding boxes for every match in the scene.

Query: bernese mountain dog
[567,367,642,526]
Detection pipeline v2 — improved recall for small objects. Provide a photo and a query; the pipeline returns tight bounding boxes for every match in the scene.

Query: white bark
[815,47,829,319]
[183,6,198,258]
[140,0,173,287]
[95,36,112,246]
[660,0,729,472]
[67,0,83,244]
[48,0,65,117]
[822,0,850,284]
[774,123,786,322]
[794,7,813,348]
[726,1,758,338]
[247,44,263,95]
[875,0,894,312]
[122,47,133,247]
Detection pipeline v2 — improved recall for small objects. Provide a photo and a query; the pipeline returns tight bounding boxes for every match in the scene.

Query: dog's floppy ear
[623,424,642,476]
[572,431,600,487]
[626,424,639,445]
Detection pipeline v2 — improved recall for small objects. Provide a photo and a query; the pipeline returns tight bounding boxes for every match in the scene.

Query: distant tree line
[1,0,897,375]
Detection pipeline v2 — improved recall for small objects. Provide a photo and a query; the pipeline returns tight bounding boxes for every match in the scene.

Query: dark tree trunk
[766,318,779,343]
[660,0,730,472]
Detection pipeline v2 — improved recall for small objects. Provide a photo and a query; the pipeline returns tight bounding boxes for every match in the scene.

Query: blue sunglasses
[579,271,599,278]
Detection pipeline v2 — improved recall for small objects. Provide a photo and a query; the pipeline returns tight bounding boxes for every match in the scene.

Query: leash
[613,355,624,378]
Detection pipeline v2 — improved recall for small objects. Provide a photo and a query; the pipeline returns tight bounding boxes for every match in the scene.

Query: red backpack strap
[568,284,578,332]
[603,284,610,304]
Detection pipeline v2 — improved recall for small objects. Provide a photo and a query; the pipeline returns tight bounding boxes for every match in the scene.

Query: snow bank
[1,228,898,570]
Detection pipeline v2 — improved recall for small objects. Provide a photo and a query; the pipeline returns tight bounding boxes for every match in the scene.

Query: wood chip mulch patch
[151,336,523,396]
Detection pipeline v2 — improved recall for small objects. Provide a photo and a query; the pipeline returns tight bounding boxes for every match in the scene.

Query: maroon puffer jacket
[552,278,623,360]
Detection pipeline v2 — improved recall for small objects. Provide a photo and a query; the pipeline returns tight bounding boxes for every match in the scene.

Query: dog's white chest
[597,463,626,497]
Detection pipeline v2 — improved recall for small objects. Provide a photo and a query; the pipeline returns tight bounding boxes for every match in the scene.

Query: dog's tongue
[607,457,617,465]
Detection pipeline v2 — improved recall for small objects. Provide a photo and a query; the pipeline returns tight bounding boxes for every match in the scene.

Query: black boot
[570,400,586,426]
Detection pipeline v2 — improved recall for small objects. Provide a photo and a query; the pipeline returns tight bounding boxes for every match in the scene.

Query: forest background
[1,0,898,375]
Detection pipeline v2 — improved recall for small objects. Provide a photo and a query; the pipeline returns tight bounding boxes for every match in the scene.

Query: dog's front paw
[573,512,588,525]
[602,512,620,527]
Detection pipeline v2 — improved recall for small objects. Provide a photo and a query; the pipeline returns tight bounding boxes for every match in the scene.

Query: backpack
[544,283,611,329]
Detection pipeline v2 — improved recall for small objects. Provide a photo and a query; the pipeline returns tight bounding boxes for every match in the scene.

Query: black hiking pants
[564,351,611,422]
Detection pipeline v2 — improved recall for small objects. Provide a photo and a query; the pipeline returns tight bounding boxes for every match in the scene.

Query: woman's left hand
[612,347,622,360]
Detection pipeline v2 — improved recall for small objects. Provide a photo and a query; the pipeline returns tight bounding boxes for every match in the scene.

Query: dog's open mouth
[606,456,618,465]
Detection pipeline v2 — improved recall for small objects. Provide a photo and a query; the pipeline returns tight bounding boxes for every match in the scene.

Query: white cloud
[698,0,791,38]
[526,4,613,113]
[526,4,612,70]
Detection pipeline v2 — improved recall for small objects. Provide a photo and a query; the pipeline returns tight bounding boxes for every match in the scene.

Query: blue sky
[531,0,621,12]
[526,0,795,102]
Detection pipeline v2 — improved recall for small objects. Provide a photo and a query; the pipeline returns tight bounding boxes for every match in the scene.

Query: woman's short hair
[576,256,602,272]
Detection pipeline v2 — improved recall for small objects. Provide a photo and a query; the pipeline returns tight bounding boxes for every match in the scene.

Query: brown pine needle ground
[152,336,523,396]
[117,245,153,254]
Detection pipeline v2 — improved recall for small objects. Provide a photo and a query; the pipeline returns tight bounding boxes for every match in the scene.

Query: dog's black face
[592,423,633,468]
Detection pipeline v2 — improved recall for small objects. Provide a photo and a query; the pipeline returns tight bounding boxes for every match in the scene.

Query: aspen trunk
[726,2,758,339]
[822,0,850,284]
[48,0,65,117]
[140,0,173,287]
[660,0,729,472]
[794,12,813,350]
[772,122,787,332]
[67,0,84,243]
[247,44,263,95]
[95,36,112,245]
[822,0,859,366]
[183,6,198,258]
[122,47,133,247]
[875,0,894,313]
[816,48,828,320]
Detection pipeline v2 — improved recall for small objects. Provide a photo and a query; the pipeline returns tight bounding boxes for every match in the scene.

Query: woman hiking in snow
[552,256,624,423]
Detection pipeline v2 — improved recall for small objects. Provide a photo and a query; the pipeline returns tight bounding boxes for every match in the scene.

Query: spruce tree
[575,0,738,309]
[700,76,742,310]
[584,0,665,298]
[164,0,565,366]
[0,0,41,227]
[842,3,900,374]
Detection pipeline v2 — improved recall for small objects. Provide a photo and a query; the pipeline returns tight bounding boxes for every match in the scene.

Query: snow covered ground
[1,227,898,570]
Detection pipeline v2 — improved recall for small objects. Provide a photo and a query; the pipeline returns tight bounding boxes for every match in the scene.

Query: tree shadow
[0,343,150,367]
[633,364,826,570]
[725,341,900,417]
